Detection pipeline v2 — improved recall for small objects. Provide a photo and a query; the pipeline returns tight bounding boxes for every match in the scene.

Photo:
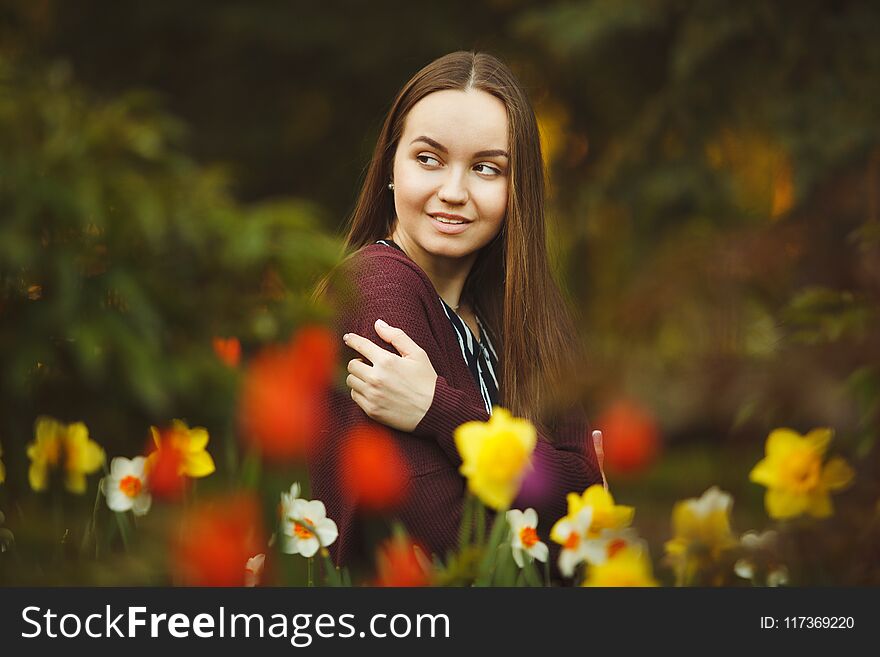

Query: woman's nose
[437,168,469,205]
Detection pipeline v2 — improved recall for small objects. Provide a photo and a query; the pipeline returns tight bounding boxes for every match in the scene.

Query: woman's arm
[415,377,602,532]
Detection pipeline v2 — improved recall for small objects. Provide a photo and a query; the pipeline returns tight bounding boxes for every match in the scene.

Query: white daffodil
[551,506,593,578]
[281,498,338,558]
[103,456,151,516]
[506,508,549,568]
[245,553,266,587]
[280,482,302,517]
[583,527,643,565]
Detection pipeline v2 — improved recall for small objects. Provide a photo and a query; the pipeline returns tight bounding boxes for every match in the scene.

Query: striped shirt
[376,239,500,415]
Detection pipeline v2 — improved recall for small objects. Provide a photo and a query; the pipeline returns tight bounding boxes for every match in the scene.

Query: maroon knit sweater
[309,243,603,570]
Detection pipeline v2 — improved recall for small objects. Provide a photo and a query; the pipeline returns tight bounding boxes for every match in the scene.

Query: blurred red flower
[373,535,432,587]
[238,325,337,462]
[144,440,187,500]
[341,424,409,511]
[172,494,265,587]
[596,399,661,476]
[212,337,241,368]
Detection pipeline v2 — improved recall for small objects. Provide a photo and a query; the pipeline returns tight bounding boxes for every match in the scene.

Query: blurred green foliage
[0,51,341,494]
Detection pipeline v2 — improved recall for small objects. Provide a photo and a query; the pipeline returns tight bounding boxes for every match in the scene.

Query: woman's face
[390,88,509,264]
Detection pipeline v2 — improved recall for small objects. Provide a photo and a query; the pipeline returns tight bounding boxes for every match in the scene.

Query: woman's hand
[343,319,438,432]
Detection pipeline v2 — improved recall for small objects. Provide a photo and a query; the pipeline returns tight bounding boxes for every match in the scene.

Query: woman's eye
[474,163,502,176]
[417,154,440,166]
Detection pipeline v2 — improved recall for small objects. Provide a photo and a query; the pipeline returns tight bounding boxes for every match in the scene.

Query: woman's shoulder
[342,243,434,294]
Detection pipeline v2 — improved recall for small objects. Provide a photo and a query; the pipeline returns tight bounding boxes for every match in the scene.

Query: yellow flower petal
[454,422,486,467]
[803,427,833,456]
[183,450,216,478]
[805,490,833,518]
[749,458,779,487]
[29,462,47,491]
[765,428,804,458]
[182,425,210,453]
[65,471,87,495]
[766,488,807,519]
[821,457,854,491]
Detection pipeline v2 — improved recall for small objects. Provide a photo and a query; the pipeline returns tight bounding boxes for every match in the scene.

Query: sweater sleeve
[415,375,604,540]
[312,252,466,565]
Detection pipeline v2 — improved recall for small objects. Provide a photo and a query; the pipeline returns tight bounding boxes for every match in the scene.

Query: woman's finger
[343,332,392,365]
[345,372,370,396]
[374,319,424,358]
[347,357,375,383]
[350,387,374,417]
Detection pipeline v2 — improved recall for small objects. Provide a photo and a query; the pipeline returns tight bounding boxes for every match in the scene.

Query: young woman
[310,51,603,572]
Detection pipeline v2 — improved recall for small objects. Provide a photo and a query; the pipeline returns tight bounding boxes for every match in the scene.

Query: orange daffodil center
[294,519,315,540]
[520,526,539,549]
[749,428,854,519]
[119,475,142,498]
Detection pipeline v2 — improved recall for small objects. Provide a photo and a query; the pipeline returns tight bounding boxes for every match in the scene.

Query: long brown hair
[323,51,582,430]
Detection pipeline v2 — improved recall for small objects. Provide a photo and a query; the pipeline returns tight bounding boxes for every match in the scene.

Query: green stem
[114,511,131,552]
[82,479,103,559]
[475,503,486,547]
[474,509,508,586]
[458,493,474,549]
[322,554,342,587]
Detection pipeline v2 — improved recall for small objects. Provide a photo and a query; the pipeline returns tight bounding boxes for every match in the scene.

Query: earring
[388,181,394,190]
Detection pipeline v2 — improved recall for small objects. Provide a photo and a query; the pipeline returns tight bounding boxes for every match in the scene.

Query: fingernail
[342,333,350,342]
[376,319,388,329]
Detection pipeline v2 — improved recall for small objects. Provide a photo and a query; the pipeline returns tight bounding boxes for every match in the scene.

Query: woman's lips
[430,214,471,235]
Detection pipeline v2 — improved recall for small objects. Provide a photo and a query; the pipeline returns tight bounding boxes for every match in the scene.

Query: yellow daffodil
[583,546,659,587]
[148,419,215,479]
[665,486,736,560]
[552,484,634,541]
[454,407,537,510]
[27,417,105,493]
[664,486,737,584]
[749,428,854,519]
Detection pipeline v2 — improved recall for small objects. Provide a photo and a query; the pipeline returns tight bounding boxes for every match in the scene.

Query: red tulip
[212,337,241,368]
[341,424,409,511]
[144,440,187,500]
[238,326,337,462]
[172,494,264,587]
[373,535,432,587]
[596,399,660,475]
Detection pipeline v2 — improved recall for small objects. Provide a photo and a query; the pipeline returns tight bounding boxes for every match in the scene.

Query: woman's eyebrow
[410,135,509,159]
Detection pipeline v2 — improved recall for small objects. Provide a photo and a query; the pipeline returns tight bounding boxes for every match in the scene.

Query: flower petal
[765,488,807,519]
[803,427,832,456]
[316,518,338,548]
[131,493,152,516]
[765,428,804,458]
[183,450,215,478]
[821,457,854,491]
[299,537,320,558]
[512,546,524,569]
[530,541,549,563]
